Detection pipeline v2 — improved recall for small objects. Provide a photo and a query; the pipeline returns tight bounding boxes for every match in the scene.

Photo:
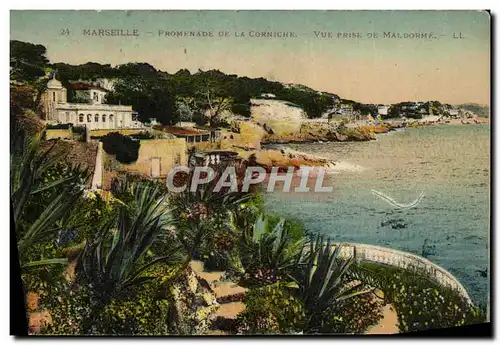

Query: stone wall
[45,129,72,140]
[109,138,187,179]
[337,243,473,305]
[90,128,145,137]
[220,122,265,150]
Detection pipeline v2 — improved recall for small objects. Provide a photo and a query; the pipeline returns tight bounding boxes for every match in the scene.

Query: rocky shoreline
[260,123,403,145]
[225,118,486,172]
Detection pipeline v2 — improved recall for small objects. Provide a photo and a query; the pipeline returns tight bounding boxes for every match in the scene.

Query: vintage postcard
[10,10,490,336]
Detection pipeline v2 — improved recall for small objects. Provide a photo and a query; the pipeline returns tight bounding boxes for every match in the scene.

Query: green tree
[10,40,49,82]
[101,132,140,164]
[105,63,178,124]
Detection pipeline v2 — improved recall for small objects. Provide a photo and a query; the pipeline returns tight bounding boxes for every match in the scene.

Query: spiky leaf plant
[75,181,184,333]
[293,235,372,333]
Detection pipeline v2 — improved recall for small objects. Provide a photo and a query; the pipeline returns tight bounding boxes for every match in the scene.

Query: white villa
[377,105,389,116]
[449,108,459,117]
[41,76,143,130]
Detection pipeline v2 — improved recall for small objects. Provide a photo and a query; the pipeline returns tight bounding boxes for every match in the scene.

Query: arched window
[95,114,99,122]
[109,114,114,122]
[79,114,84,123]
[102,114,106,122]
[87,114,92,122]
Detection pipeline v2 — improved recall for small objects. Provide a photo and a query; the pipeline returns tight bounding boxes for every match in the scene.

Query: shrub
[71,126,86,134]
[240,215,306,287]
[236,283,305,334]
[101,132,140,164]
[292,236,370,333]
[268,215,307,243]
[47,123,72,129]
[197,210,241,271]
[88,286,170,335]
[41,265,173,335]
[355,263,487,333]
[321,293,383,334]
[231,103,251,117]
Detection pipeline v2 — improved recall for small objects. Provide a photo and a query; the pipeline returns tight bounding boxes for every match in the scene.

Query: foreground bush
[292,236,371,333]
[321,293,383,334]
[236,283,305,334]
[41,264,174,335]
[355,263,487,333]
[240,215,305,287]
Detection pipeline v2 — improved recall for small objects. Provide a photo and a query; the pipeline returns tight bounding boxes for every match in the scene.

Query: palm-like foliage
[170,165,251,258]
[240,215,305,286]
[10,129,88,266]
[293,235,372,333]
[76,182,183,297]
[75,182,184,333]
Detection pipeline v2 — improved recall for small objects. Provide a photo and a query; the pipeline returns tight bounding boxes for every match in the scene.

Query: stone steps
[214,302,245,319]
[205,329,228,336]
[189,260,248,334]
[189,260,224,289]
[213,281,248,304]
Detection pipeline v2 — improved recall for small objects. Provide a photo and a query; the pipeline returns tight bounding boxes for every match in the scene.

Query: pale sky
[10,10,490,105]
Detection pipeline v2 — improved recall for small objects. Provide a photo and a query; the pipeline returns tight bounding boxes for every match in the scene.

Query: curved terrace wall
[337,243,473,305]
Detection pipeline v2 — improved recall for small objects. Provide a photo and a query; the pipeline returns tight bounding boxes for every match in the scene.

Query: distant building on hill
[340,103,353,116]
[377,105,389,116]
[260,93,276,99]
[41,75,144,130]
[449,108,459,117]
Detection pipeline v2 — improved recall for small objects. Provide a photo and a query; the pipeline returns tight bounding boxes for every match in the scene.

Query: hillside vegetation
[457,103,490,117]
[11,40,372,127]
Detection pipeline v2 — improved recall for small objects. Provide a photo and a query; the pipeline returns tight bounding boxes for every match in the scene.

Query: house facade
[377,105,389,116]
[340,103,353,116]
[41,76,143,130]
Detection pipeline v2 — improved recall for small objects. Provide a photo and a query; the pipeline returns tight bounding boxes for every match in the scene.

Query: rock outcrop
[250,99,305,136]
[261,122,378,144]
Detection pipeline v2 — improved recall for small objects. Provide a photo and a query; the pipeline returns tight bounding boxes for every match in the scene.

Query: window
[93,92,99,102]
[79,114,84,123]
[95,114,99,122]
[52,92,56,102]
[109,114,114,122]
[65,112,70,122]
[87,114,92,122]
[102,114,106,122]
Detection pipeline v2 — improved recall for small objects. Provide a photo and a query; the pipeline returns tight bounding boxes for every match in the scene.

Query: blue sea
[263,124,490,306]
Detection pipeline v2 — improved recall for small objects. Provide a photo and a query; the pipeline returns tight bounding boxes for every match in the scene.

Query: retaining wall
[90,129,145,137]
[337,243,472,305]
[45,129,72,140]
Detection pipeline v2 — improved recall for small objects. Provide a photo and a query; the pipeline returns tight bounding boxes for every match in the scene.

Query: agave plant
[293,235,372,333]
[75,181,185,333]
[10,129,89,267]
[240,215,306,286]
[170,164,251,260]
